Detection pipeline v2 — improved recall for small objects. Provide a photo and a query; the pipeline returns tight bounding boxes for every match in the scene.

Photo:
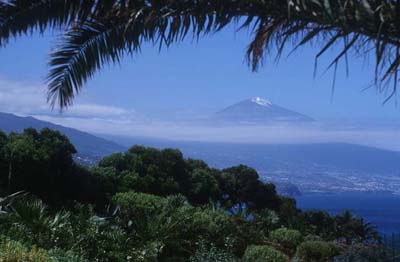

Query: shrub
[333,244,391,262]
[190,239,237,262]
[189,208,236,240]
[77,224,128,262]
[242,245,288,262]
[296,241,341,262]
[270,228,303,251]
[254,209,280,228]
[48,248,87,262]
[0,239,51,262]
[130,241,163,262]
[304,234,322,242]
[3,198,73,249]
[160,202,236,260]
[112,192,167,217]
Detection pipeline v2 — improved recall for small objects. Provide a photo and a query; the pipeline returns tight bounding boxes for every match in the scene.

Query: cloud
[34,115,149,136]
[58,104,136,119]
[0,79,48,114]
[33,115,400,152]
[0,77,141,121]
[0,78,399,152]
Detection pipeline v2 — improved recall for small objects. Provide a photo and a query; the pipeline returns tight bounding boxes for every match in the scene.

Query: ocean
[296,192,400,235]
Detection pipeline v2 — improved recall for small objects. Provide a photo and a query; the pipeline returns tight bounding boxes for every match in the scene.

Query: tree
[0,128,77,200]
[0,131,6,147]
[219,165,280,214]
[335,210,380,244]
[0,131,7,191]
[3,131,36,193]
[99,146,191,197]
[301,210,336,239]
[0,0,399,108]
[187,168,220,205]
[98,153,127,173]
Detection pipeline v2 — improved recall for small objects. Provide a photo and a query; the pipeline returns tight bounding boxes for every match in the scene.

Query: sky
[0,25,400,149]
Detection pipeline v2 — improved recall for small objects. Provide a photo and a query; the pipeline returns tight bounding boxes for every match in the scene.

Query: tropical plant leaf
[1,0,400,107]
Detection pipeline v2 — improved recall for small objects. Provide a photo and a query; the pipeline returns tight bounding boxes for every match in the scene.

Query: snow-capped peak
[250,97,273,107]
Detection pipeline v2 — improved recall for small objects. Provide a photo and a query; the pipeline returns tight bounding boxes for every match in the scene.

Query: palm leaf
[46,20,130,108]
[0,0,103,46]
[0,191,27,214]
[1,0,400,107]
[46,1,246,108]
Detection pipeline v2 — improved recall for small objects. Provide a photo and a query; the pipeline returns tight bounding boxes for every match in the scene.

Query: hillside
[0,112,126,162]
[107,137,400,174]
[107,136,400,193]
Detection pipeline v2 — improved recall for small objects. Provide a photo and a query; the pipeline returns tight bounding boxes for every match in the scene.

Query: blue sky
[0,26,399,120]
[0,26,400,150]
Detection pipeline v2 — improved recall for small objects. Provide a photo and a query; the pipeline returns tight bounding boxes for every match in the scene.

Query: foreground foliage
[296,241,342,262]
[242,245,288,262]
[0,128,391,261]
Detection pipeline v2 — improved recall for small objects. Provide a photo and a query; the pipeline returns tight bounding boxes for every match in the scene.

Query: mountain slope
[109,137,400,174]
[0,112,126,159]
[176,142,400,174]
[107,136,400,193]
[213,97,314,123]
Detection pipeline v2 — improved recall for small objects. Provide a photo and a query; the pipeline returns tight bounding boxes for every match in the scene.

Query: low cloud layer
[36,115,400,151]
[0,78,141,121]
[1,78,399,151]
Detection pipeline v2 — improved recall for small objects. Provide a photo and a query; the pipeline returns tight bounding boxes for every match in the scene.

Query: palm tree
[0,190,27,215]
[356,218,381,243]
[335,210,380,245]
[9,198,72,248]
[1,0,400,108]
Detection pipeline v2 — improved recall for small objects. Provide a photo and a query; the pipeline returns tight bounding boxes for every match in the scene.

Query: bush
[304,234,322,242]
[270,228,303,251]
[333,244,391,262]
[112,191,167,217]
[2,198,73,249]
[48,248,87,262]
[0,237,87,262]
[190,239,237,262]
[189,208,236,241]
[130,241,163,262]
[242,245,288,262]
[0,238,51,262]
[253,209,280,234]
[296,241,341,262]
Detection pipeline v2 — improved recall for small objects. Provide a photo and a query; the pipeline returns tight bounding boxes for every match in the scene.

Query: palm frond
[46,1,249,108]
[46,20,130,108]
[3,0,400,107]
[0,0,101,46]
[245,0,400,101]
[0,191,27,214]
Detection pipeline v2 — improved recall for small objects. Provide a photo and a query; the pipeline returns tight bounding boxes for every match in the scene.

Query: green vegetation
[295,241,341,262]
[242,245,288,262]
[0,237,86,262]
[0,128,392,261]
[269,228,303,255]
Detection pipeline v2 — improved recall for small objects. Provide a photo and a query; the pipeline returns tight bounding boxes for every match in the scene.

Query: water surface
[296,192,400,234]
